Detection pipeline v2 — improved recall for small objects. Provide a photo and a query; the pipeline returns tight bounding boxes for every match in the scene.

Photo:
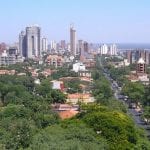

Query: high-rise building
[26,25,41,58]
[50,40,57,50]
[145,51,150,65]
[19,31,26,57]
[60,40,66,49]
[110,44,117,56]
[100,44,108,55]
[137,57,146,74]
[0,42,6,55]
[83,41,89,53]
[78,40,83,56]
[126,50,132,64]
[67,43,71,51]
[70,26,76,56]
[42,37,48,52]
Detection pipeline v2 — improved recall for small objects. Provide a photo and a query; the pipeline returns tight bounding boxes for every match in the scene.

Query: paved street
[104,71,150,139]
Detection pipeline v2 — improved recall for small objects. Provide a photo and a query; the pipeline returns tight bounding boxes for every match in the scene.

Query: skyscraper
[100,44,108,55]
[110,44,117,56]
[78,40,84,56]
[19,31,26,57]
[42,37,48,52]
[60,40,66,49]
[26,25,41,58]
[83,41,89,53]
[70,26,76,56]
[50,40,57,50]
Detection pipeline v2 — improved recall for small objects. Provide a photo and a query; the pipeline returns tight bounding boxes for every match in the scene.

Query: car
[145,126,150,130]
[123,97,128,101]
[128,103,136,109]
[135,111,143,116]
[118,87,122,90]
[118,95,124,99]
[139,120,147,125]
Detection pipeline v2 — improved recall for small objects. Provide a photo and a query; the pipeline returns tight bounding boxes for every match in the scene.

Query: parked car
[128,103,136,109]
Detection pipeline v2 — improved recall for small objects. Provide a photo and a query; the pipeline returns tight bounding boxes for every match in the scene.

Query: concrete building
[126,50,132,64]
[51,80,64,91]
[42,37,48,52]
[46,54,64,67]
[67,93,95,104]
[70,26,76,56]
[100,44,108,55]
[26,25,41,58]
[78,40,84,56]
[0,43,6,55]
[73,62,86,73]
[0,50,23,66]
[83,41,89,53]
[145,51,150,65]
[19,31,26,57]
[50,40,57,50]
[137,57,146,74]
[126,50,150,65]
[8,47,18,55]
[110,44,117,56]
[60,40,66,49]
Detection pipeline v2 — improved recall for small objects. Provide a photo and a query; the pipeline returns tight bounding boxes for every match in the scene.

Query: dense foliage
[0,59,150,149]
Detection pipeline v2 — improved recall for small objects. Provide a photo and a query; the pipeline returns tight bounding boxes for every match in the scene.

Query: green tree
[122,82,145,107]
[82,110,138,149]
[142,106,150,124]
[27,120,108,150]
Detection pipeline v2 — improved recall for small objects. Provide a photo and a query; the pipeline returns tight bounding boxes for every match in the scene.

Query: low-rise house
[31,70,38,78]
[42,69,52,77]
[0,69,15,75]
[17,73,26,76]
[58,110,78,120]
[51,80,64,91]
[67,93,95,104]
[73,62,86,73]
[51,103,79,120]
[46,54,64,67]
[79,70,91,78]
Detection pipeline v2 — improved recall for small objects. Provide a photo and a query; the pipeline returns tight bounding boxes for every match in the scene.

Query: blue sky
[1,0,150,43]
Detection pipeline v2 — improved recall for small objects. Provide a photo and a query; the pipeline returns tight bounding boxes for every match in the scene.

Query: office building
[78,40,84,56]
[100,44,108,55]
[110,44,117,55]
[0,50,23,66]
[145,51,150,65]
[70,26,76,56]
[42,37,48,52]
[19,31,26,57]
[26,25,41,58]
[137,57,146,74]
[60,40,66,49]
[50,40,57,50]
[126,50,132,64]
[8,47,18,55]
[83,41,89,53]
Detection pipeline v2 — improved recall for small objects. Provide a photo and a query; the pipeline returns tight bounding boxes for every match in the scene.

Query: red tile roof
[58,110,79,120]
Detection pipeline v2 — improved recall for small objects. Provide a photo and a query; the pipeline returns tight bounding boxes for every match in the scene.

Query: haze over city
[1,0,150,43]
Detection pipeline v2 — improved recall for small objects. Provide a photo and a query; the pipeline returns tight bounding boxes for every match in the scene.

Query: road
[104,71,150,139]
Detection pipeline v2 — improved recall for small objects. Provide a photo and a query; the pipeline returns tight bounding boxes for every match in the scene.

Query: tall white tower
[70,25,76,56]
[42,37,48,52]
[26,25,41,58]
[100,44,108,55]
[110,44,117,56]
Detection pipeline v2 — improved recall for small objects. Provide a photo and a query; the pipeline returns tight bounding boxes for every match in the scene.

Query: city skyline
[1,0,150,43]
